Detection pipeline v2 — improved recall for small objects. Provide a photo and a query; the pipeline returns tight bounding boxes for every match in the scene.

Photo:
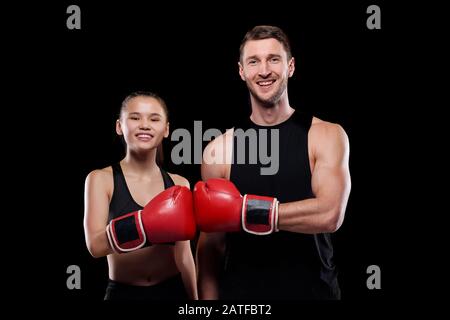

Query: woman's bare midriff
[108,245,179,286]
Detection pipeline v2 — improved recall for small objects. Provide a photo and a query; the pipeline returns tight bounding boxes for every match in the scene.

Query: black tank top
[108,163,175,222]
[222,111,340,300]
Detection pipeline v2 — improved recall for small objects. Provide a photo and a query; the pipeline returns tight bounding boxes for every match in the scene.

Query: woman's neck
[121,149,159,178]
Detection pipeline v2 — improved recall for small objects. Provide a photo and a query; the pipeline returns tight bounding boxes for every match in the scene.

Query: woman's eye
[151,118,160,122]
[130,117,140,120]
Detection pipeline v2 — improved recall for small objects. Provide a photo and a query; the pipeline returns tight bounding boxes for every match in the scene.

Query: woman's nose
[139,119,152,130]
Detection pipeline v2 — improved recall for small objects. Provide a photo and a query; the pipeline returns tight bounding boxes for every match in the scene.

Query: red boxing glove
[193,178,279,235]
[106,185,196,253]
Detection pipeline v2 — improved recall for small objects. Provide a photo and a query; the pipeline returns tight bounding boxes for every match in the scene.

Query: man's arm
[278,122,351,233]
[196,130,232,299]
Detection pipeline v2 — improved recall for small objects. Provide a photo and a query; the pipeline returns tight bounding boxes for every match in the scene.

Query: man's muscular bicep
[310,123,351,230]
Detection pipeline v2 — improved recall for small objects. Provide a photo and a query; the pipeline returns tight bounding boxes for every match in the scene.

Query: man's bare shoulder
[309,117,349,160]
[310,117,347,140]
[203,129,233,163]
[202,129,234,180]
[204,128,234,151]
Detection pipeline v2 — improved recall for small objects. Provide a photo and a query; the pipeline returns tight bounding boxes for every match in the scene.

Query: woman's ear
[116,119,123,135]
[164,122,170,138]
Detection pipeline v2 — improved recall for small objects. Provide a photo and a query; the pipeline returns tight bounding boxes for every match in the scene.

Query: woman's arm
[170,174,198,299]
[84,169,114,258]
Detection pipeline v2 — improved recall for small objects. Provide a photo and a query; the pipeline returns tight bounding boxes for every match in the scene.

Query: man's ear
[116,119,123,135]
[164,122,170,138]
[288,57,295,78]
[238,62,245,81]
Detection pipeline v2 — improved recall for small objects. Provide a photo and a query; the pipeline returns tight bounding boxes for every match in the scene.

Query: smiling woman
[117,92,170,166]
[83,91,198,300]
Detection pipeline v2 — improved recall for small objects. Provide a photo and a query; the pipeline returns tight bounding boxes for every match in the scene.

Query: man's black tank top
[222,111,340,300]
[108,163,175,222]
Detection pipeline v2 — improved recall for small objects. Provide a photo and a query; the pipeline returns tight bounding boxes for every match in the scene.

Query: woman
[84,91,198,300]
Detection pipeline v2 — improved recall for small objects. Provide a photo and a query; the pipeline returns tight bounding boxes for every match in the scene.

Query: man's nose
[258,62,271,78]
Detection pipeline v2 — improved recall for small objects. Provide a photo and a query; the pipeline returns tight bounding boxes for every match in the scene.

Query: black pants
[219,271,341,300]
[104,273,187,300]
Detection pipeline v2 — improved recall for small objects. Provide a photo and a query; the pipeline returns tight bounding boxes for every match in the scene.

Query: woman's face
[116,96,169,152]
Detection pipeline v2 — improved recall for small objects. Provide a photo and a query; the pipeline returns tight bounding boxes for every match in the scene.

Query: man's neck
[250,96,295,126]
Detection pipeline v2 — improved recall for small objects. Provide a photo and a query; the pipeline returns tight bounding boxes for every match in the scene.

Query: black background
[6,0,435,314]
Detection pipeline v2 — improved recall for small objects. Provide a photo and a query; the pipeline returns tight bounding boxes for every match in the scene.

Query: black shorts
[104,273,187,300]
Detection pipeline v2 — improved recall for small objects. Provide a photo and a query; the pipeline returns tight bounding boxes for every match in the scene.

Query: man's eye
[151,118,160,122]
[248,60,257,65]
[130,117,140,120]
[271,58,280,63]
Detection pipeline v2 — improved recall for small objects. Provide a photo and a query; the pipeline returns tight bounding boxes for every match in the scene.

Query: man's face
[239,38,295,107]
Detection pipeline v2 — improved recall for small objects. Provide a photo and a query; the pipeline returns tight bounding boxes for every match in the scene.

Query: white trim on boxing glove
[241,194,248,233]
[274,200,280,232]
[106,223,118,254]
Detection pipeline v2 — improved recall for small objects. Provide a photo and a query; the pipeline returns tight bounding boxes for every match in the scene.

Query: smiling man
[195,25,351,300]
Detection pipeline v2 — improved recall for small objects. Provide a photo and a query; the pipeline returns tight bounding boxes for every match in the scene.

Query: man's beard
[247,77,288,109]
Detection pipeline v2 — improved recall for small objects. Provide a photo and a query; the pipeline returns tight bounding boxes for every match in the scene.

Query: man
[195,25,351,299]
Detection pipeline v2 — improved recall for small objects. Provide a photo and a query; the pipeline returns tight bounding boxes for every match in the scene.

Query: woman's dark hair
[120,91,169,120]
